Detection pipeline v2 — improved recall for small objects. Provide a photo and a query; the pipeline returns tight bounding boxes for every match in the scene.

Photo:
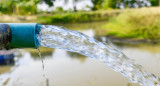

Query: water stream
[37,48,49,86]
[37,25,160,86]
[37,48,45,76]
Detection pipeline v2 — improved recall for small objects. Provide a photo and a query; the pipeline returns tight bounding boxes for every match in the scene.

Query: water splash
[37,25,160,86]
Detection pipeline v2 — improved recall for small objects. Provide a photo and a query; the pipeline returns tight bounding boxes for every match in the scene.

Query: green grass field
[102,7,160,41]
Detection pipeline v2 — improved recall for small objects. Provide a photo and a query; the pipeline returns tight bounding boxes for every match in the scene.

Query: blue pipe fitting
[0,23,40,49]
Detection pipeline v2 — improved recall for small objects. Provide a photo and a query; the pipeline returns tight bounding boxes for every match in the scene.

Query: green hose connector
[0,23,40,49]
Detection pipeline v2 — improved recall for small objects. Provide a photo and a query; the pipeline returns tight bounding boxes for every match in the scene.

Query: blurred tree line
[0,0,39,15]
[92,0,159,10]
[0,0,55,15]
[0,0,159,15]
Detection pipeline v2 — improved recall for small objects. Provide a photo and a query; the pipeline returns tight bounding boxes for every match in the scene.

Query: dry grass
[0,15,36,23]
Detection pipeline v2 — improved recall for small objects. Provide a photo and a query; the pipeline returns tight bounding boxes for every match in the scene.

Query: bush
[56,7,64,12]
[0,0,39,15]
[150,0,159,6]
[37,11,113,24]
[102,0,118,9]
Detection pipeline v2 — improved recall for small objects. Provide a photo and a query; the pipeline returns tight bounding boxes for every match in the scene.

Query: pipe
[0,24,12,49]
[0,23,40,49]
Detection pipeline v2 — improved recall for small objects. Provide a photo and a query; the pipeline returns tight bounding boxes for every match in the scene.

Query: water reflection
[95,35,160,53]
[115,43,160,53]
[95,36,113,45]
[24,47,54,60]
[0,66,13,74]
[67,52,87,63]
[0,47,136,86]
[127,83,139,86]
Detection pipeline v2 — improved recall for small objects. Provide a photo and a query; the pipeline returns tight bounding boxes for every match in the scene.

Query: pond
[0,21,160,86]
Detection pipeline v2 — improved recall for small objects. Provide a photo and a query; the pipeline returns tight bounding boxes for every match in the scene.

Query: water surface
[0,22,160,86]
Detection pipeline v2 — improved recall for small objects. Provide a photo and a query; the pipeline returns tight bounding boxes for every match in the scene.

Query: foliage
[102,7,160,40]
[17,0,39,15]
[55,7,64,12]
[91,0,103,10]
[0,0,159,15]
[0,0,55,15]
[100,0,159,10]
[37,11,118,24]
[150,0,159,6]
[0,0,39,15]
[102,0,119,9]
[115,0,152,9]
[41,0,55,7]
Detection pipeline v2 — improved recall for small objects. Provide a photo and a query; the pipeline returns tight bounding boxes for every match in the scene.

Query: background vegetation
[0,0,160,41]
[102,7,160,41]
[0,0,159,15]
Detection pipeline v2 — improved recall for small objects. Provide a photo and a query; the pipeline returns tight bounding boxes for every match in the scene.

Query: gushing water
[37,25,160,86]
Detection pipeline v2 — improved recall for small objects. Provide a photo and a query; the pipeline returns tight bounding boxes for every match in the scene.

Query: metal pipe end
[0,24,12,50]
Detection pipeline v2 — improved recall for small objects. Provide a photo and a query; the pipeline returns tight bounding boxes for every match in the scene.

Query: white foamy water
[37,25,160,86]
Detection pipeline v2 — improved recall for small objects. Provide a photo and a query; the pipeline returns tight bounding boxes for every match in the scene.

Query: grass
[102,7,160,41]
[0,10,120,24]
[37,10,121,24]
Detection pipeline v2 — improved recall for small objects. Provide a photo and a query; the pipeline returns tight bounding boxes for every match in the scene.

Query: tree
[17,0,40,15]
[102,0,119,9]
[0,0,17,14]
[40,0,55,7]
[0,0,57,14]
[0,0,40,14]
[91,0,103,10]
[150,0,159,6]
[116,0,152,9]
